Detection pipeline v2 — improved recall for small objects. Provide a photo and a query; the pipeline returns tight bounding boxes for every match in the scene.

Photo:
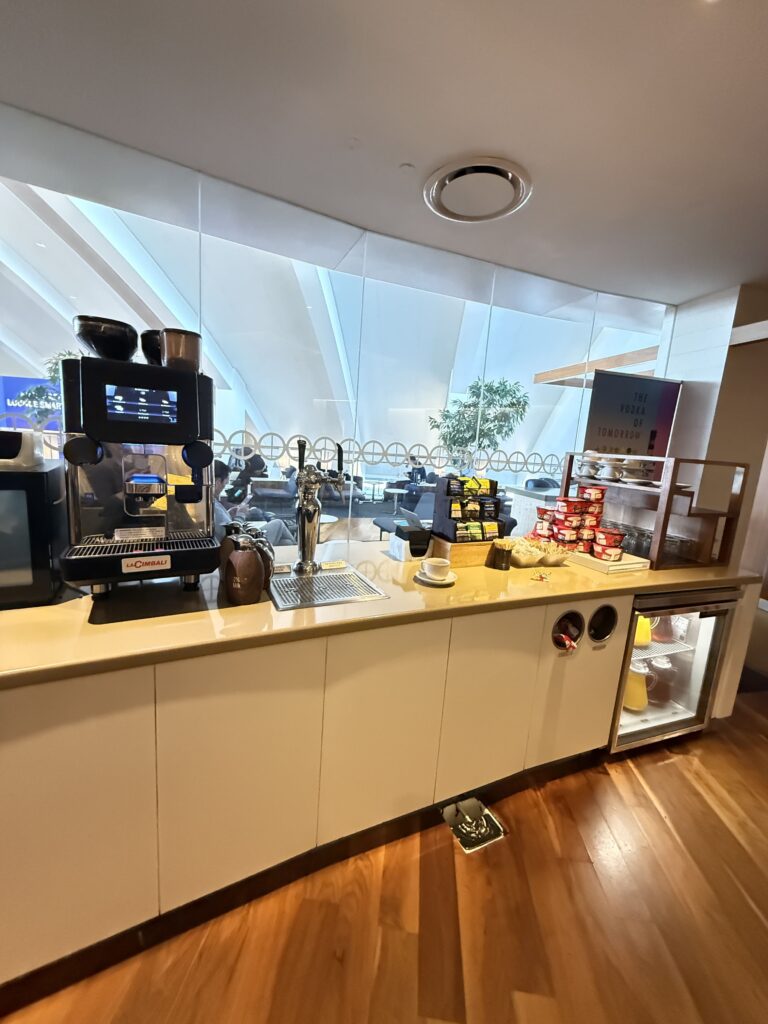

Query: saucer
[414,570,457,588]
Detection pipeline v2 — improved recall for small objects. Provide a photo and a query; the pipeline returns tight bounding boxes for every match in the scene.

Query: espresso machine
[60,317,219,597]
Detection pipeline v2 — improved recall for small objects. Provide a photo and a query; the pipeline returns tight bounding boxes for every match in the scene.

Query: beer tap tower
[294,439,344,575]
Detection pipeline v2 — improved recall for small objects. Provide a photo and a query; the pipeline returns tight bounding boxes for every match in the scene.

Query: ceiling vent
[423,157,532,223]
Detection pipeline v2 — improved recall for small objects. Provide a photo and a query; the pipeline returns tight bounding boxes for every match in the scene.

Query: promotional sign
[583,370,681,457]
[0,376,62,429]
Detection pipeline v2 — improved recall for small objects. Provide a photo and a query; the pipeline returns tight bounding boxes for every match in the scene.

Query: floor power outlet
[441,797,506,853]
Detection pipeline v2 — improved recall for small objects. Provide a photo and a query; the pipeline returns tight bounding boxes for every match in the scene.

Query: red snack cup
[577,485,607,502]
[595,527,625,547]
[592,542,623,562]
[554,510,583,528]
[556,497,588,514]
[554,525,578,542]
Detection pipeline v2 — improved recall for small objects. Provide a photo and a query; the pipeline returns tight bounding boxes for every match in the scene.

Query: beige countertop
[0,540,759,689]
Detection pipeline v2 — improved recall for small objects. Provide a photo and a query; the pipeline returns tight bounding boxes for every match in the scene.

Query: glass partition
[0,110,675,549]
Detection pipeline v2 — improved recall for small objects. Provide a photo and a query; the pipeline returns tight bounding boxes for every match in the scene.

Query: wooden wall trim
[532,345,659,385]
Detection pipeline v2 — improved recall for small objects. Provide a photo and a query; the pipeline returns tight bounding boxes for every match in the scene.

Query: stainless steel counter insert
[269,566,387,611]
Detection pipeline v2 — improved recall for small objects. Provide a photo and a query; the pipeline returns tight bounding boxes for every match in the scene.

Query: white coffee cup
[421,557,450,580]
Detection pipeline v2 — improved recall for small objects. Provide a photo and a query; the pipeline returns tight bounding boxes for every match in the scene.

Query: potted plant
[429,377,529,471]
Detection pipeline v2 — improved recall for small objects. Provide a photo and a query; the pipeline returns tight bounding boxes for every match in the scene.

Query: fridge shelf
[632,638,694,659]
[619,700,696,737]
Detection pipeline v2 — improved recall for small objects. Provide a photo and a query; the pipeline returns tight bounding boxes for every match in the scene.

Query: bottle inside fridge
[611,589,740,751]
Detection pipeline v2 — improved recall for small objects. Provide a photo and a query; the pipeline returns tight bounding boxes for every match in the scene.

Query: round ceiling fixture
[423,157,532,223]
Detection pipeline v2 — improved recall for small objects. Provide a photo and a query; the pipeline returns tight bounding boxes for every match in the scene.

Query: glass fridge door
[611,604,732,751]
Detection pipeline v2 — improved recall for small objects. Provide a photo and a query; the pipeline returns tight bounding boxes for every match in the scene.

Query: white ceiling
[1,0,767,305]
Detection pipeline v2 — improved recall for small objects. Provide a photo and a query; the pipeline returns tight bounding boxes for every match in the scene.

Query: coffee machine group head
[294,439,344,575]
[60,318,218,597]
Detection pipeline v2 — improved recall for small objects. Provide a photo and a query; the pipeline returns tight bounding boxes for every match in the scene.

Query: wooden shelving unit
[561,452,748,570]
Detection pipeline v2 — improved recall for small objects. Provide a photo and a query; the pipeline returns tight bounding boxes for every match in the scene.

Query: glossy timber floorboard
[5,692,768,1024]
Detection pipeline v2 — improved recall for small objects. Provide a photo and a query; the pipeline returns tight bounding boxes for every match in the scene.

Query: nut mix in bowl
[538,542,570,566]
[508,538,545,567]
[524,537,570,566]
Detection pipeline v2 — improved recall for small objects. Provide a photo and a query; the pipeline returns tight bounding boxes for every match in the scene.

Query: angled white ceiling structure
[0,165,671,457]
[0,0,767,304]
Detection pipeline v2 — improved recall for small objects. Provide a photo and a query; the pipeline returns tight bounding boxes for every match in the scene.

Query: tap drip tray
[269,565,387,611]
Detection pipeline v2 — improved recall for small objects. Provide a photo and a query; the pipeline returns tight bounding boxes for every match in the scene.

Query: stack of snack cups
[552,497,585,551]
[570,487,598,554]
[576,484,627,561]
[533,504,556,539]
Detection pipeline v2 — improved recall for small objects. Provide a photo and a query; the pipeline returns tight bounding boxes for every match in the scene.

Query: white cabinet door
[318,620,451,845]
[156,640,325,911]
[525,595,633,768]
[0,668,157,984]
[435,607,546,803]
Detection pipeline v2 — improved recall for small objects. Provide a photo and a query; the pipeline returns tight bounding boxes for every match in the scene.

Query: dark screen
[0,490,33,587]
[105,385,178,425]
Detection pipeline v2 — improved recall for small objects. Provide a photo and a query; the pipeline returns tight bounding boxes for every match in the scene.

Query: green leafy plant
[11,349,80,428]
[429,377,530,468]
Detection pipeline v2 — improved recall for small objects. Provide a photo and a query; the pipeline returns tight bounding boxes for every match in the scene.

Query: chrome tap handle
[293,438,346,575]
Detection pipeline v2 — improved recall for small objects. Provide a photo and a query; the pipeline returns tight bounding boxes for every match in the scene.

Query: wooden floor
[6,692,768,1024]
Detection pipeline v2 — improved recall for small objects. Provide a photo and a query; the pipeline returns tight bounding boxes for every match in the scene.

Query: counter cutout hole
[588,604,618,644]
[552,610,585,651]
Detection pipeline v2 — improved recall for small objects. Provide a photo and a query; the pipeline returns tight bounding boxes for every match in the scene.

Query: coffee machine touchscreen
[106,385,178,425]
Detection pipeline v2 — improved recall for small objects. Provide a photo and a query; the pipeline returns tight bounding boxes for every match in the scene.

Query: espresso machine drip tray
[270,567,387,611]
[68,530,218,559]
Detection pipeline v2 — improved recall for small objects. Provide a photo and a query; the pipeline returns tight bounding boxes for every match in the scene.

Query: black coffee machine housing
[60,356,219,595]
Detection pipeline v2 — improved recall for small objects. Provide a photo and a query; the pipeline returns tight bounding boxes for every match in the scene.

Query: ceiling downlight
[423,157,532,223]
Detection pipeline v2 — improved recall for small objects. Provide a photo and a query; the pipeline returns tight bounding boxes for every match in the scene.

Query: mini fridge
[609,588,741,752]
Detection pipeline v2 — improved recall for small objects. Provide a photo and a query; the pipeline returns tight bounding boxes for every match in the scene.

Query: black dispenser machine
[60,320,219,597]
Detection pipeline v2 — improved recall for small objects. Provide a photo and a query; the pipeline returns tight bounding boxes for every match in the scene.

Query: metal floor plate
[442,798,506,853]
[269,567,387,611]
